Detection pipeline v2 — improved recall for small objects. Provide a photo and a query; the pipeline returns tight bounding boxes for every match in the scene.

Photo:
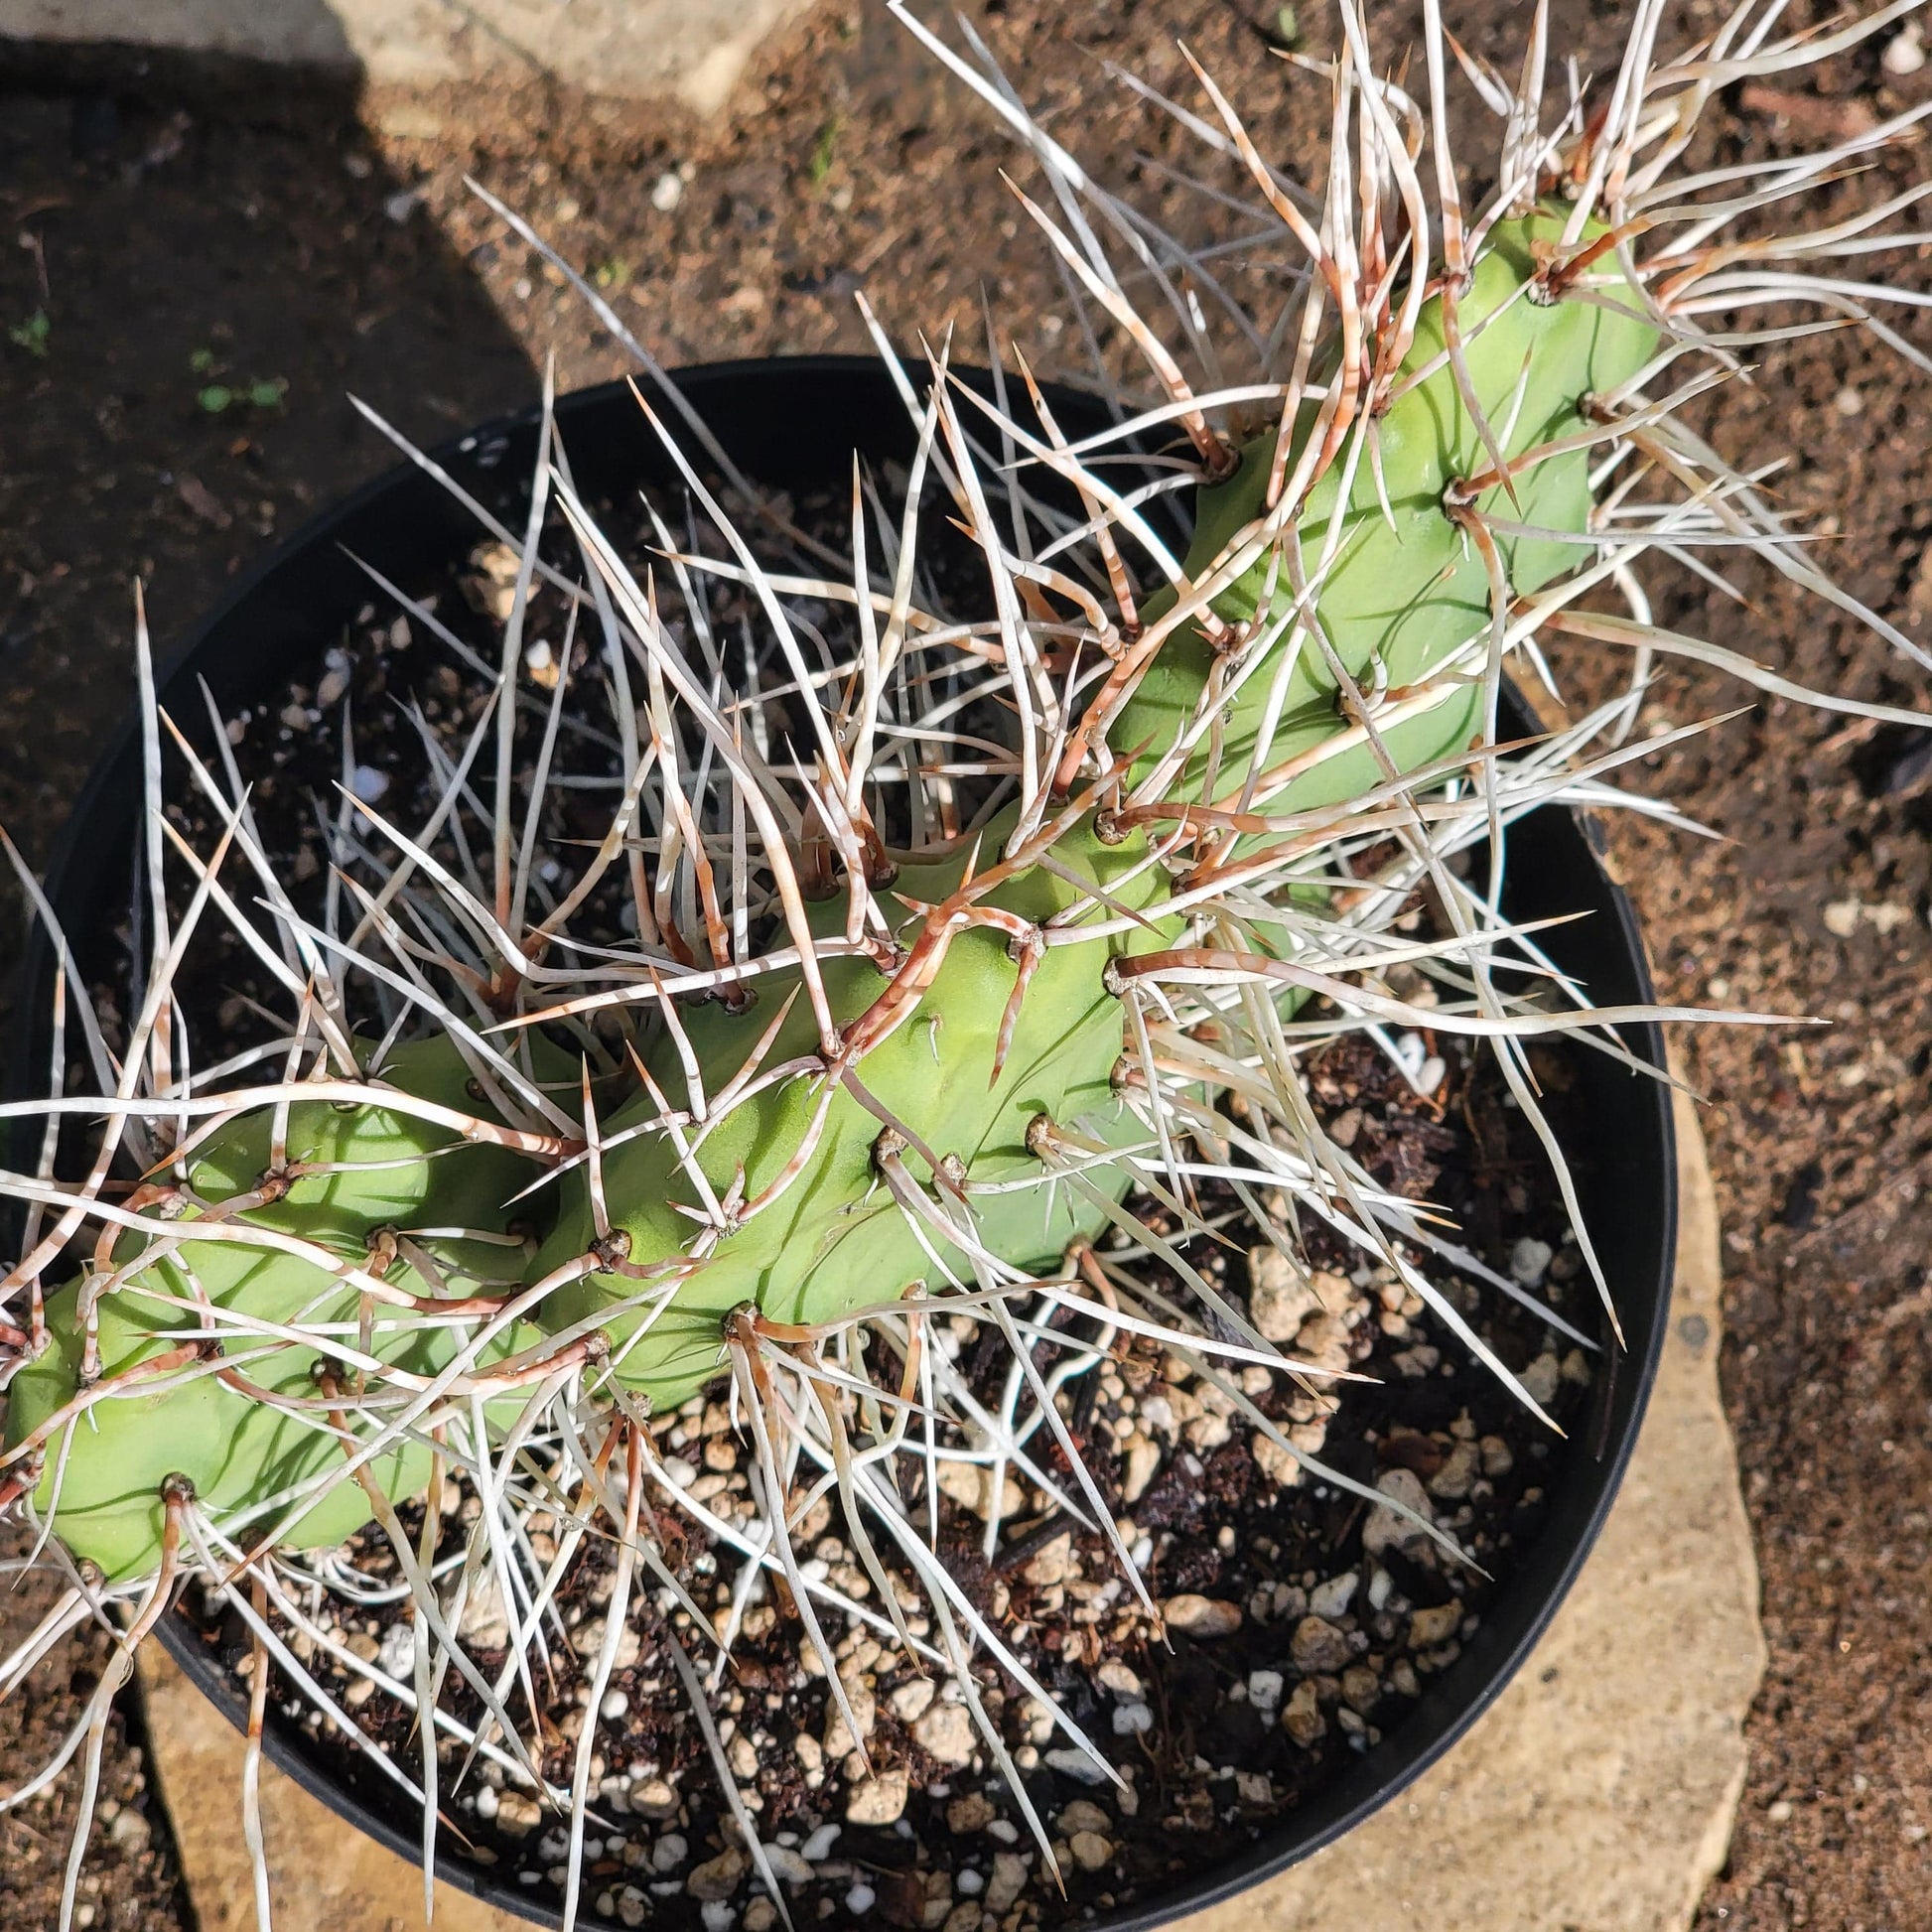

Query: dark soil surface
[2,1,1930,1929]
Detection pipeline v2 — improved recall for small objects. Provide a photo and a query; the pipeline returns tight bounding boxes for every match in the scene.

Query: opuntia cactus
[3,1,1927,1925]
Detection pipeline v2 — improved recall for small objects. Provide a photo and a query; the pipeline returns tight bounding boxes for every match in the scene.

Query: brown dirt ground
[1,3,1928,1929]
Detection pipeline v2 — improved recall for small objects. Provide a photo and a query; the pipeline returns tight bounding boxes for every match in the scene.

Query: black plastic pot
[8,359,1675,1931]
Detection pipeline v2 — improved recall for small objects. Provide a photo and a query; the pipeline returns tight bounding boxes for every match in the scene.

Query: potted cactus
[3,2,1926,1928]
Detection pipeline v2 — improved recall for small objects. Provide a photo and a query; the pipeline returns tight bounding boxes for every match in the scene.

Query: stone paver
[141,1089,1757,1932]
[4,1,814,115]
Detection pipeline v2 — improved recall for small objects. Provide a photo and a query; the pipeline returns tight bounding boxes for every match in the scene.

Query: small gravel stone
[1043,1747,1110,1785]
[1309,1570,1357,1619]
[1247,1669,1285,1711]
[686,1847,749,1901]
[1112,1700,1155,1735]
[348,762,390,805]
[1428,1441,1479,1500]
[1509,1236,1554,1288]
[1519,1350,1562,1407]
[632,1779,680,1820]
[1341,1664,1382,1714]
[700,1904,735,1932]
[1247,1248,1318,1341]
[1122,1436,1162,1504]
[1409,1598,1464,1648]
[946,1793,995,1835]
[109,1808,152,1855]
[651,1834,689,1872]
[1058,1801,1111,1835]
[846,1767,910,1826]
[823,1677,878,1759]
[495,1792,543,1837]
[761,1847,813,1887]
[1022,1532,1073,1587]
[1281,1680,1326,1746]
[984,1853,1030,1915]
[569,1617,643,1668]
[1362,1468,1435,1558]
[1095,1660,1143,1699]
[1882,20,1925,73]
[1163,1593,1243,1638]
[651,170,686,211]
[800,1824,842,1861]
[890,1678,937,1725]
[1068,1830,1113,1870]
[913,1700,977,1767]
[845,1883,878,1914]
[1290,1614,1351,1674]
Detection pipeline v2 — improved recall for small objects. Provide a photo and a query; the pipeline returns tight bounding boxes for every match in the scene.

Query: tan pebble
[1058,1800,1111,1836]
[1290,1615,1350,1675]
[685,1846,749,1901]
[1362,1468,1434,1558]
[912,1700,977,1767]
[1022,1532,1074,1588]
[942,1903,980,1932]
[631,1778,679,1820]
[845,1766,910,1826]
[1294,1311,1352,1374]
[1254,1432,1304,1487]
[727,1731,759,1781]
[745,1899,778,1932]
[703,1435,738,1473]
[1162,1594,1242,1638]
[570,1617,643,1668]
[1184,1413,1232,1451]
[453,1572,510,1649]
[1122,1436,1162,1505]
[1247,1247,1318,1341]
[1340,1664,1382,1715]
[984,1851,1030,1914]
[1408,1599,1463,1648]
[1095,1660,1142,1699]
[495,1792,543,1837]
[1428,1440,1479,1500]
[935,1459,1025,1520]
[1281,1679,1326,1747]
[1068,1830,1113,1870]
[822,1677,878,1760]
[345,1631,380,1664]
[344,1677,376,1709]
[890,1678,937,1725]
[946,1792,996,1834]
[109,1808,152,1855]
[1309,1269,1355,1313]
[1478,1435,1513,1477]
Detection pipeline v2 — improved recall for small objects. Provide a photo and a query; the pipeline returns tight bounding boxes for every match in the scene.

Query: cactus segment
[1117,212,1659,806]
[534,812,1174,1406]
[4,1036,550,1580]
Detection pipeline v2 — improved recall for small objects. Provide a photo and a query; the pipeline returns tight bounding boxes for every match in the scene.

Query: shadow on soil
[0,40,537,1932]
